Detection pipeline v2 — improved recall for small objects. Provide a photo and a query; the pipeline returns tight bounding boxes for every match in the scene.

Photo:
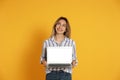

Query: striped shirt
[40,36,77,74]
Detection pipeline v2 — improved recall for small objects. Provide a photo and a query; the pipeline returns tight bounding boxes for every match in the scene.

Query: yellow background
[0,0,120,80]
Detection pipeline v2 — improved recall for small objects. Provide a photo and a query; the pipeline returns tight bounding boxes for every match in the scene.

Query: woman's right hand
[42,60,47,67]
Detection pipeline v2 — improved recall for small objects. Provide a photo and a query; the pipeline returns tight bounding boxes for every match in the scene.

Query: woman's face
[55,19,67,35]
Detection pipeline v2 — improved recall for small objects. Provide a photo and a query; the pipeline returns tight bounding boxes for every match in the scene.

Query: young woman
[40,16,78,80]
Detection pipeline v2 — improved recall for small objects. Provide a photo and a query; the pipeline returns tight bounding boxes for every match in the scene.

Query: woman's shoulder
[66,37,76,45]
[67,37,75,42]
[43,37,52,42]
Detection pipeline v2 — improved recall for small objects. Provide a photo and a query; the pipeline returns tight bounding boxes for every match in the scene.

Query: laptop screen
[47,46,72,66]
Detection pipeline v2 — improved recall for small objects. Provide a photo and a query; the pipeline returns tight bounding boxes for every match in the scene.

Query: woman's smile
[57,28,64,31]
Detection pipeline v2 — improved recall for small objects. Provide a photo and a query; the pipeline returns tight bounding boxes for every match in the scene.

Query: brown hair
[51,16,71,38]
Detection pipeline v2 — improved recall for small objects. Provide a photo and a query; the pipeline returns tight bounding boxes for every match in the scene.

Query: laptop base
[48,64,72,67]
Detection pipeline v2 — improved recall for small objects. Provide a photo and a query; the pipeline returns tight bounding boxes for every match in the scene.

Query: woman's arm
[72,41,78,68]
[40,41,47,67]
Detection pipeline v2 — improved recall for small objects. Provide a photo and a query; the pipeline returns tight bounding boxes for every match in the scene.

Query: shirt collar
[50,36,67,42]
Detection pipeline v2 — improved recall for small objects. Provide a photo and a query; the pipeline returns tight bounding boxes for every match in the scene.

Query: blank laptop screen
[47,46,72,66]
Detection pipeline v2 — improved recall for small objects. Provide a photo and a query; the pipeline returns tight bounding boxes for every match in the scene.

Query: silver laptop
[47,46,72,67]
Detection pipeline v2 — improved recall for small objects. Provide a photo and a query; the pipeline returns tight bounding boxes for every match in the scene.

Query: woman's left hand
[72,60,76,68]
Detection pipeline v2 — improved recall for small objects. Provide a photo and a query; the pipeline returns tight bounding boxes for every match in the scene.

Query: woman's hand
[42,60,47,67]
[72,60,76,68]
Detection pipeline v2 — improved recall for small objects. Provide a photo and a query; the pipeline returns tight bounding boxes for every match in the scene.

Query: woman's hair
[51,16,71,38]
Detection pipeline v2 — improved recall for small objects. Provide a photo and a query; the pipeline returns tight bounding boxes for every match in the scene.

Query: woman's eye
[62,24,66,27]
[57,23,60,25]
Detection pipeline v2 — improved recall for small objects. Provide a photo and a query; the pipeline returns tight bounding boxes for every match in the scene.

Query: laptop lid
[47,46,72,66]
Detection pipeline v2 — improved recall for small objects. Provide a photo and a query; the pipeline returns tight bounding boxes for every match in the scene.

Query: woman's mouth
[57,29,63,32]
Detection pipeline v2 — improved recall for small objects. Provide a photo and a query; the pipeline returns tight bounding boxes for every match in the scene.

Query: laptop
[47,46,72,67]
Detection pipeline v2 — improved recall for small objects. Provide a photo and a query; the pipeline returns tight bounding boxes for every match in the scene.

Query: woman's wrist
[42,60,47,67]
[72,60,77,68]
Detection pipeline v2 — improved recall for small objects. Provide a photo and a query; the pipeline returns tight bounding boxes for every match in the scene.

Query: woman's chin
[56,31,64,34]
[56,32,64,35]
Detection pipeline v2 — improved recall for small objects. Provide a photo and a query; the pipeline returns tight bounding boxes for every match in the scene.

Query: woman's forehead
[58,19,66,23]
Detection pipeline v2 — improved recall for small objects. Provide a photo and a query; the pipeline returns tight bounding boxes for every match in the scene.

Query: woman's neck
[54,34,65,44]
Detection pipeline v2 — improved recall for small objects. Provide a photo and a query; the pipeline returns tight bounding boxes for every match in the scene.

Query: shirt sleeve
[72,41,78,65]
[40,41,46,64]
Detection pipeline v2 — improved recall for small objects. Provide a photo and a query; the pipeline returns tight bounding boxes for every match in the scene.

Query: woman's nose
[59,24,64,27]
[58,25,62,28]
